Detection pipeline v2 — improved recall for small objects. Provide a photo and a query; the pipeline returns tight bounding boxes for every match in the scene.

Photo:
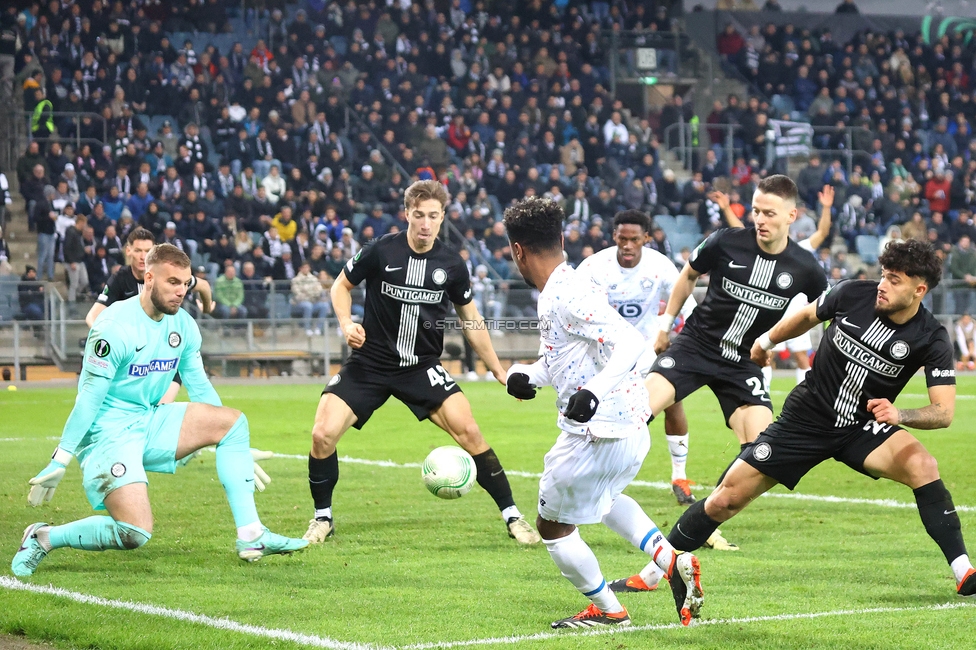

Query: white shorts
[773,294,812,353]
[538,424,650,525]
[773,332,812,354]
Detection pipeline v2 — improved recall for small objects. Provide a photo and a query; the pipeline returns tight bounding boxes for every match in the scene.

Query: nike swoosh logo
[841,317,860,329]
[728,261,747,269]
[385,265,402,272]
[135,345,146,352]
[946,509,956,515]
[247,543,266,551]
[123,291,136,297]
[444,382,457,390]
[490,470,504,477]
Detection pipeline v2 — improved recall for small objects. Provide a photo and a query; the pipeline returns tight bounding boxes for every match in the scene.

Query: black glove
[506,372,538,400]
[565,389,599,423]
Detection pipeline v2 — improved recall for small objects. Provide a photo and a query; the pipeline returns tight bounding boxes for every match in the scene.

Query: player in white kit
[576,210,701,506]
[763,185,834,390]
[502,198,703,629]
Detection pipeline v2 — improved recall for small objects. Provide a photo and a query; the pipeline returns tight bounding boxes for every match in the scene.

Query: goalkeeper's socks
[48,516,151,551]
[216,413,260,529]
[309,451,339,510]
[472,448,516,511]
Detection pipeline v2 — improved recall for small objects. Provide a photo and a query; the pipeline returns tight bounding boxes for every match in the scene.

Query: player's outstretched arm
[808,185,835,251]
[195,277,214,314]
[29,373,114,506]
[179,330,221,407]
[331,271,366,348]
[752,302,822,366]
[708,190,743,229]
[868,384,955,430]
[85,302,106,328]
[657,264,701,353]
[456,300,505,384]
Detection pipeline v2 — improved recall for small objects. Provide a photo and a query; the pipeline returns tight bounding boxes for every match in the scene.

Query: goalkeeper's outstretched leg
[13,403,306,576]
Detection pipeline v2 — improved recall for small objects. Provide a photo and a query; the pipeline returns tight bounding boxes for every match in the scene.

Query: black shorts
[172,370,182,386]
[322,359,462,429]
[651,334,771,426]
[739,412,904,489]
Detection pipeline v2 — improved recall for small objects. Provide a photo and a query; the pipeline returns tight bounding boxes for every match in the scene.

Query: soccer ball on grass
[422,446,477,499]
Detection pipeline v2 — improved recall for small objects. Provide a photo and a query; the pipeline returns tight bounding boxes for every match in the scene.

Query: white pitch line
[263,453,976,514]
[0,577,389,650]
[5,573,971,650]
[400,601,976,649]
[0,436,61,442]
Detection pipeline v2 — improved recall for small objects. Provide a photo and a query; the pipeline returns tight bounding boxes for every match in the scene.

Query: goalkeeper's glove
[251,448,273,492]
[28,447,72,507]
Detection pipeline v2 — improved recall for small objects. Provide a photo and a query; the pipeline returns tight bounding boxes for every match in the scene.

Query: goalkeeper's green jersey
[58,296,220,454]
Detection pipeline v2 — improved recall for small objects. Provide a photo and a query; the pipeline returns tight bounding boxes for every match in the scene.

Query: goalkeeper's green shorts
[76,403,187,511]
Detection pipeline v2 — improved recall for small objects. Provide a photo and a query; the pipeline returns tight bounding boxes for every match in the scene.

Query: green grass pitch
[1,377,975,649]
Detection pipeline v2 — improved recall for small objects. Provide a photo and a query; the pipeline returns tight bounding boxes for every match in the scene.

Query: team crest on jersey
[111,463,126,478]
[658,356,675,369]
[753,442,771,461]
[640,278,654,291]
[776,272,793,289]
[93,339,111,358]
[890,340,910,360]
[432,268,447,285]
[168,332,181,348]
[328,373,341,387]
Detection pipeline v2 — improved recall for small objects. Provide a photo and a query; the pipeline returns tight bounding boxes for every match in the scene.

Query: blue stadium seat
[856,235,881,265]
[675,215,701,235]
[669,233,702,254]
[0,280,17,320]
[653,214,677,233]
[270,292,291,319]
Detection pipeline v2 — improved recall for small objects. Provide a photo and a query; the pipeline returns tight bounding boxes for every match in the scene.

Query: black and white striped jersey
[782,280,955,428]
[683,228,827,362]
[342,232,472,369]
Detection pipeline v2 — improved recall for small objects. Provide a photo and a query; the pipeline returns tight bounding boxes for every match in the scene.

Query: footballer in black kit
[302,180,540,546]
[652,226,827,424]
[664,240,976,598]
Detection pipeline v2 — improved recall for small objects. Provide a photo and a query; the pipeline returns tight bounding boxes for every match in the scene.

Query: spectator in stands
[290,260,330,337]
[950,235,976,314]
[63,214,89,302]
[261,164,286,205]
[213,263,247,320]
[0,226,11,276]
[239,261,269,319]
[955,313,976,370]
[17,266,44,321]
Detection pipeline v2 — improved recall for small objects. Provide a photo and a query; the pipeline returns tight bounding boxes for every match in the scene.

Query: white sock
[951,554,974,583]
[761,365,772,394]
[667,434,689,481]
[501,505,522,521]
[543,529,623,613]
[602,494,672,583]
[237,521,264,542]
[314,507,333,520]
[796,366,809,384]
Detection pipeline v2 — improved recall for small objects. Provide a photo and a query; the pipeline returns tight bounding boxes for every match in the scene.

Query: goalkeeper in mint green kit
[12,244,306,577]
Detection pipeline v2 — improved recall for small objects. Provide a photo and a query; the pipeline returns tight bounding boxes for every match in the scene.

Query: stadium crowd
[4,0,976,336]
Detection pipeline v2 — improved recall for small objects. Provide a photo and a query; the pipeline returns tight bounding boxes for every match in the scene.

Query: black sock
[308,452,339,513]
[716,443,752,486]
[472,448,516,512]
[914,479,967,564]
[667,499,722,552]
